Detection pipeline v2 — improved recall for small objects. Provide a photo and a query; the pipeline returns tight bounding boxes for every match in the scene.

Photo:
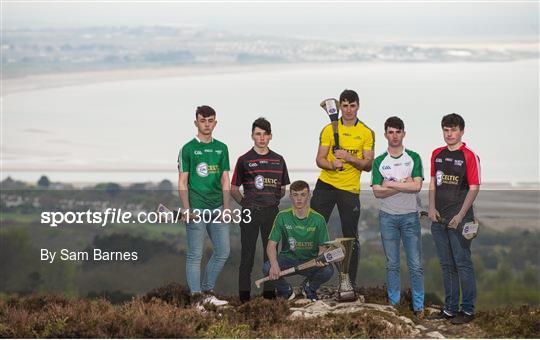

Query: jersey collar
[252,147,271,156]
[387,146,405,159]
[340,117,359,126]
[195,136,213,144]
[446,142,466,151]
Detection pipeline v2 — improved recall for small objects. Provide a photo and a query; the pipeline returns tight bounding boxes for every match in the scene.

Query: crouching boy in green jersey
[263,180,334,301]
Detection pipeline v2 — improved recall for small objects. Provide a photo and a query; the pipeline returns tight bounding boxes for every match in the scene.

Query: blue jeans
[431,221,476,315]
[186,216,230,293]
[262,255,334,297]
[379,211,424,311]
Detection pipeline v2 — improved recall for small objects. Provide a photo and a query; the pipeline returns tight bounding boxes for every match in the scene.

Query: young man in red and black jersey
[231,117,290,303]
[428,113,481,324]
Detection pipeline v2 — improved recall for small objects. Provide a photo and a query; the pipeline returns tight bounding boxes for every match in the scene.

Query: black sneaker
[427,310,455,320]
[451,311,475,324]
[239,290,250,304]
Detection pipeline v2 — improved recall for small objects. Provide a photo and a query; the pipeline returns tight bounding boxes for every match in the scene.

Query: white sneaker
[202,294,229,306]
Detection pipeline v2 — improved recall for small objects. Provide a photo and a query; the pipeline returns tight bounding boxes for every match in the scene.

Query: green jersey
[178,137,230,209]
[269,208,329,261]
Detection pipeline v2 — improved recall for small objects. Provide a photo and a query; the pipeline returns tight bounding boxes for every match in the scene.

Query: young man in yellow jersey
[311,89,375,287]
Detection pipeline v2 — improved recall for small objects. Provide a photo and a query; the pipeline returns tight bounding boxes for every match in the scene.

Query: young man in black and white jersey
[231,117,290,303]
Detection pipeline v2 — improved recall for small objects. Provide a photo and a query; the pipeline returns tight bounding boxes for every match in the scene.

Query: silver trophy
[326,237,357,302]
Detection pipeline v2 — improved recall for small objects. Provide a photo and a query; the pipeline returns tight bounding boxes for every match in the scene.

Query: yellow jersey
[318,118,375,193]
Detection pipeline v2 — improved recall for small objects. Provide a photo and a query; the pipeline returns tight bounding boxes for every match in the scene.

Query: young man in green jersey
[178,105,231,306]
[371,116,424,316]
[263,180,334,301]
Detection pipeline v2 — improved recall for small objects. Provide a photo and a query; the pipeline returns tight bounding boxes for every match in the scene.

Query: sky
[3,1,538,42]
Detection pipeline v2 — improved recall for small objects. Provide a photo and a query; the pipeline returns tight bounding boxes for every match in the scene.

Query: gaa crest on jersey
[255,175,264,189]
[196,162,209,177]
[436,170,444,186]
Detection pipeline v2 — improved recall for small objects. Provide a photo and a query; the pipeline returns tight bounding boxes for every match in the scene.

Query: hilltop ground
[1,283,538,338]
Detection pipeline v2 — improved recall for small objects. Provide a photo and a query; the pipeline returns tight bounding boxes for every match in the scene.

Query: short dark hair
[290,180,310,192]
[384,116,404,131]
[252,117,271,134]
[339,89,359,104]
[441,113,465,130]
[195,105,216,119]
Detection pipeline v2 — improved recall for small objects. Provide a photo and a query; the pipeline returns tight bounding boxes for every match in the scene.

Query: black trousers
[238,205,279,301]
[310,179,361,286]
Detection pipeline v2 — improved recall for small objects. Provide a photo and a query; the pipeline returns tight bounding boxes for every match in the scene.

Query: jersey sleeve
[281,157,291,186]
[231,156,244,186]
[363,126,375,151]
[430,147,444,177]
[268,213,283,243]
[463,148,481,185]
[409,151,424,179]
[178,145,190,173]
[319,125,333,147]
[221,145,230,172]
[371,155,384,186]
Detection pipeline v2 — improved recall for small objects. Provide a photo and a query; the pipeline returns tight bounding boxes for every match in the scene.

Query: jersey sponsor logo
[436,170,460,186]
[194,150,202,155]
[288,237,297,251]
[204,149,213,153]
[382,165,392,170]
[296,241,314,248]
[284,224,293,230]
[454,160,464,166]
[196,162,209,177]
[335,149,359,156]
[442,174,460,185]
[342,133,352,137]
[248,162,258,167]
[264,178,278,186]
[260,160,268,164]
[254,175,278,189]
[215,150,223,155]
[394,163,402,166]
[435,158,443,163]
[306,227,316,232]
[445,158,453,162]
[255,175,264,189]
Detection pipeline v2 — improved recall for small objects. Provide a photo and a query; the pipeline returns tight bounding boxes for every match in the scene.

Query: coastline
[3,62,337,95]
[3,53,539,96]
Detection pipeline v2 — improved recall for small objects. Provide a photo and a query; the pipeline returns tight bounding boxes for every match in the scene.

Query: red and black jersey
[232,148,290,208]
[431,143,481,221]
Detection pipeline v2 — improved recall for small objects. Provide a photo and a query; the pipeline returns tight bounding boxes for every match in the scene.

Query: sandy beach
[3,62,337,95]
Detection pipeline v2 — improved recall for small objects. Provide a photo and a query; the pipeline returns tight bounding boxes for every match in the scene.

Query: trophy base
[337,290,357,302]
